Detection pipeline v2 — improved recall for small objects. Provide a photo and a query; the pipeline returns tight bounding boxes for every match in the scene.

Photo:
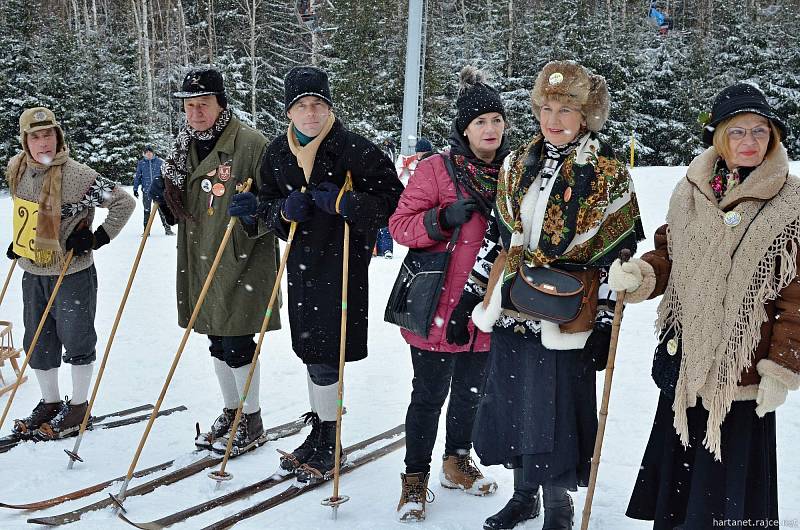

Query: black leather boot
[483,469,540,529]
[542,485,574,530]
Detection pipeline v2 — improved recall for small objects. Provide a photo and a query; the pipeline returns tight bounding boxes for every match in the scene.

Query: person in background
[396,137,434,185]
[133,146,173,235]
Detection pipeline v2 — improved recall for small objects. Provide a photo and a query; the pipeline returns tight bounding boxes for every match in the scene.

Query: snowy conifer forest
[0,0,799,183]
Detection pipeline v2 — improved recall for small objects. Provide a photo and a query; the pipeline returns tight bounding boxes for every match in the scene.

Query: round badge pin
[723,210,742,227]
[212,183,226,197]
[548,72,564,85]
[201,179,212,193]
[666,338,678,356]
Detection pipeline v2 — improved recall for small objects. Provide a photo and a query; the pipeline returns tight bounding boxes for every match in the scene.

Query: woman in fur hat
[5,107,134,440]
[619,84,798,528]
[389,65,509,522]
[453,60,644,530]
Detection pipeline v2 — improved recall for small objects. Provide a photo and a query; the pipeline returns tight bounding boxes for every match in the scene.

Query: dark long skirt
[472,326,597,490]
[626,392,779,529]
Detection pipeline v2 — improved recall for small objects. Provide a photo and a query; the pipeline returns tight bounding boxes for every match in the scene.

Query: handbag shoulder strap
[441,153,463,251]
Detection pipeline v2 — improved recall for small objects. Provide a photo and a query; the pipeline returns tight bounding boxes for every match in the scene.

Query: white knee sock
[231,361,260,415]
[70,364,94,404]
[213,358,239,409]
[33,368,60,403]
[306,372,317,413]
[309,379,339,422]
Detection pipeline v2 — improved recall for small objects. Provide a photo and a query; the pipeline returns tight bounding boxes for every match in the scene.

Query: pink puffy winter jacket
[388,153,492,354]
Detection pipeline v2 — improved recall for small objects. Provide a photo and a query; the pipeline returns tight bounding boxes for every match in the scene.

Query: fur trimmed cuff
[622,259,657,304]
[757,358,800,391]
[540,321,592,350]
[471,284,502,333]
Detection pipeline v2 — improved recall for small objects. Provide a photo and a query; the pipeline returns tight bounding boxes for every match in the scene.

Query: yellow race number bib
[12,196,39,260]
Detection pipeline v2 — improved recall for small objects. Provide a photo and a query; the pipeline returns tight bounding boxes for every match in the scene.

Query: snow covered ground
[0,163,799,530]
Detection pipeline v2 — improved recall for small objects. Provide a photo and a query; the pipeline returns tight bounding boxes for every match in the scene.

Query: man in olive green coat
[150,67,280,455]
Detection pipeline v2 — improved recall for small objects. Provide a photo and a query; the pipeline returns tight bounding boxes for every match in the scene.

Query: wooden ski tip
[108,493,127,513]
[321,494,350,507]
[208,470,233,482]
[118,511,163,530]
[63,449,83,463]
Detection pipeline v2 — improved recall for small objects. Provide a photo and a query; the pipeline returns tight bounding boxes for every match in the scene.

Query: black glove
[281,190,313,223]
[446,291,482,346]
[133,189,139,198]
[6,243,19,260]
[66,226,110,255]
[441,198,479,230]
[149,175,166,204]
[583,323,612,372]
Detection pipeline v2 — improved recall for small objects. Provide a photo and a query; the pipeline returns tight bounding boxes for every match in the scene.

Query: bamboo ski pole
[111,180,251,511]
[322,172,353,519]
[66,205,161,468]
[0,250,74,432]
[0,259,16,309]
[209,185,307,484]
[580,248,631,530]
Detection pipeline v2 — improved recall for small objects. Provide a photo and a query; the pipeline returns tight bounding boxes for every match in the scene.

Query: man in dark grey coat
[229,66,403,483]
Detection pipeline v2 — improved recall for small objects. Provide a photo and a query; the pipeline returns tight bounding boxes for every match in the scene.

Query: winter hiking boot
[277,411,321,475]
[195,408,236,450]
[36,400,90,440]
[397,472,434,522]
[440,453,498,496]
[12,399,64,438]
[165,226,175,236]
[483,489,541,530]
[294,420,344,484]
[542,489,574,530]
[212,410,265,456]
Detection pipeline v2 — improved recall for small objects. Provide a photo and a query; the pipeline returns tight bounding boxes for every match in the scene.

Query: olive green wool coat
[175,116,281,336]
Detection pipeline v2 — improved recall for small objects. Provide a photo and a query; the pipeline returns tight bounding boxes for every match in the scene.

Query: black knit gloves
[446,291,482,345]
[6,243,19,260]
[441,198,479,230]
[66,226,110,255]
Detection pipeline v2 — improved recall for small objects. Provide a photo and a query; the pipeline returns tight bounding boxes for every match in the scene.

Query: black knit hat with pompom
[455,66,506,135]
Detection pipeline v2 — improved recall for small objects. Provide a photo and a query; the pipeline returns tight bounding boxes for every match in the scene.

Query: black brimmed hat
[174,67,226,99]
[702,83,787,146]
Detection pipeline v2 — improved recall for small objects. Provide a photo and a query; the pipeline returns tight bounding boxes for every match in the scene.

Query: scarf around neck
[287,112,335,182]
[495,132,644,283]
[163,108,232,220]
[7,148,71,266]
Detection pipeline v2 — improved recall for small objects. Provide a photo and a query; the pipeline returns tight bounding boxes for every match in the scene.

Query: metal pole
[400,0,424,155]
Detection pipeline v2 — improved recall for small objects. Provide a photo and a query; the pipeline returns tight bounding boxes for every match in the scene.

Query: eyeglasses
[726,126,771,141]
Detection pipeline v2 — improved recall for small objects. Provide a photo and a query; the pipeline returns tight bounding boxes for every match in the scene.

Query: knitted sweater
[11,158,135,276]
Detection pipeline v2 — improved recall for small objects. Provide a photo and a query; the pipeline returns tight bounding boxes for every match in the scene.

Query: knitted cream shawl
[656,144,800,460]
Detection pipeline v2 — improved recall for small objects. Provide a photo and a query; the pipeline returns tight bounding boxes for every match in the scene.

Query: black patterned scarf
[496,132,645,283]
[447,121,510,215]
[163,108,232,220]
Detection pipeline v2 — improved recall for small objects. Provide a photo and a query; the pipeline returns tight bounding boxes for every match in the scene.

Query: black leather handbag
[507,264,586,324]
[384,156,462,338]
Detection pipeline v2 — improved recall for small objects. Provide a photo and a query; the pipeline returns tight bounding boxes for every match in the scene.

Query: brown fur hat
[530,61,610,132]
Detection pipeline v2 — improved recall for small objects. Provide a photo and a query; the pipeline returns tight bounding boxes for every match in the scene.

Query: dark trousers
[141,193,169,229]
[22,266,98,370]
[208,334,256,369]
[404,347,488,474]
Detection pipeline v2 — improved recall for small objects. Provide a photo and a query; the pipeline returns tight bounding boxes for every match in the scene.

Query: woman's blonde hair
[712,115,782,163]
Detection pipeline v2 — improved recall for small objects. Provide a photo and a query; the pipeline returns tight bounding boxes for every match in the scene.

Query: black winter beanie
[455,66,506,135]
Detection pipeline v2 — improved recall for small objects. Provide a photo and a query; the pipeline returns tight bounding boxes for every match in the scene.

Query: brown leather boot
[36,400,90,440]
[397,472,433,522]
[13,400,64,437]
[440,453,497,496]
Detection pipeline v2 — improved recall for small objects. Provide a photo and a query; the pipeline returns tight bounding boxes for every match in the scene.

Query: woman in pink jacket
[389,66,509,522]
